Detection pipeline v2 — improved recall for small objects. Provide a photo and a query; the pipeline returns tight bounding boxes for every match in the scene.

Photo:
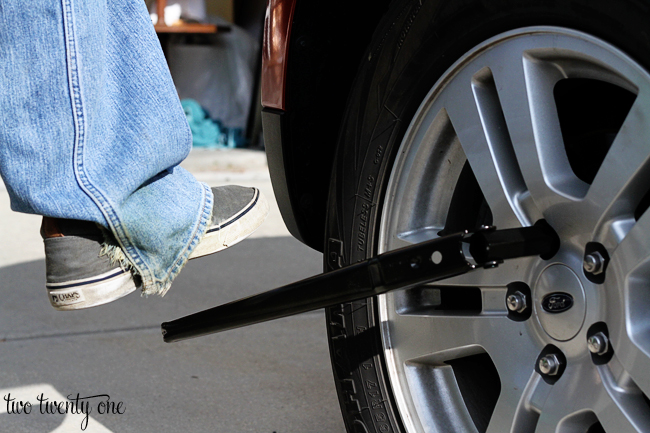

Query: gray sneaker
[42,218,136,311]
[189,185,269,259]
[43,186,269,310]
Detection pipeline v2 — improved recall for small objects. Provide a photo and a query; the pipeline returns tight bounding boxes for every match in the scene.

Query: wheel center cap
[534,264,586,341]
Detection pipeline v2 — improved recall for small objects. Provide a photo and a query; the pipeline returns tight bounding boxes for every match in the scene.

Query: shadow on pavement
[0,237,346,433]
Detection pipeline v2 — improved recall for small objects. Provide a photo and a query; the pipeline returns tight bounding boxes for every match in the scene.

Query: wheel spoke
[486,388,528,433]
[385,302,540,433]
[598,402,648,433]
[609,205,650,277]
[384,312,486,363]
[402,362,478,433]
[596,359,650,433]
[533,363,601,433]
[609,325,650,399]
[385,308,537,371]
[606,211,650,398]
[506,373,554,433]
[534,408,572,433]
[580,94,650,247]
[491,48,586,225]
[443,66,526,229]
[534,388,572,433]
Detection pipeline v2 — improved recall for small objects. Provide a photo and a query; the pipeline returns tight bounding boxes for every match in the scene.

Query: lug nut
[583,251,605,275]
[538,354,562,376]
[587,332,609,355]
[506,291,527,313]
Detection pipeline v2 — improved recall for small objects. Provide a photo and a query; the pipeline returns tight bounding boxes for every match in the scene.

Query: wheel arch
[262,0,394,251]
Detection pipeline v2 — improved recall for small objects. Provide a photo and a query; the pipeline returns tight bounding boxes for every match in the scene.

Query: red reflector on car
[261,0,297,111]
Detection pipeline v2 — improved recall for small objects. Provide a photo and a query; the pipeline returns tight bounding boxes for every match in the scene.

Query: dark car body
[261,0,392,251]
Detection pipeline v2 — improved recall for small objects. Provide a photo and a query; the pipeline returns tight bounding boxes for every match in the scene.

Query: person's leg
[0,0,266,308]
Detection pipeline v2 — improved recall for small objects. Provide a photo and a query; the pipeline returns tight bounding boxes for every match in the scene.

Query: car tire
[324,1,650,432]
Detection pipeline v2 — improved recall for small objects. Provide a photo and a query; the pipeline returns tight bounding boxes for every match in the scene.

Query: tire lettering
[364,175,375,200]
[374,146,384,164]
[366,380,377,389]
[357,203,371,251]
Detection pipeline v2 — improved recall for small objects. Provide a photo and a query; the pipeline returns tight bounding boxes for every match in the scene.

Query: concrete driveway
[0,149,346,433]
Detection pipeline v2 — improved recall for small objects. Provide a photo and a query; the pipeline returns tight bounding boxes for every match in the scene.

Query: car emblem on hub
[542,292,574,313]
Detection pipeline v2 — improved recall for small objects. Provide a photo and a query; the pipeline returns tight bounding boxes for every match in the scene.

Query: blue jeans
[0,0,213,295]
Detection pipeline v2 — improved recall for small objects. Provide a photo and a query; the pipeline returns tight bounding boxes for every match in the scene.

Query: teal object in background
[181,99,246,148]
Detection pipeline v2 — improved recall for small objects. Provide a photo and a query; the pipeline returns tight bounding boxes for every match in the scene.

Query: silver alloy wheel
[378,27,650,433]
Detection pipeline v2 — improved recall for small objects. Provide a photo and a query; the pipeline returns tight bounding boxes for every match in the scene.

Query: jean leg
[0,0,213,295]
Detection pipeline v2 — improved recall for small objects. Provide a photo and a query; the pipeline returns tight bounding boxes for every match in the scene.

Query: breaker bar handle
[161,221,559,343]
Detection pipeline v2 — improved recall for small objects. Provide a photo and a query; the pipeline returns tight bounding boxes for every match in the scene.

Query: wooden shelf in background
[154,23,220,34]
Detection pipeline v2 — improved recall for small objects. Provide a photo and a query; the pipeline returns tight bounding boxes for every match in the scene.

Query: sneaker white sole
[46,269,136,311]
[189,188,270,259]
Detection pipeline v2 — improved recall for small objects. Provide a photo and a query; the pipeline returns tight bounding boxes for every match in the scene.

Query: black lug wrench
[161,221,559,343]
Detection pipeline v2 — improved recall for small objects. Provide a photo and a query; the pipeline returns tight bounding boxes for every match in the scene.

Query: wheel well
[275,0,393,251]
